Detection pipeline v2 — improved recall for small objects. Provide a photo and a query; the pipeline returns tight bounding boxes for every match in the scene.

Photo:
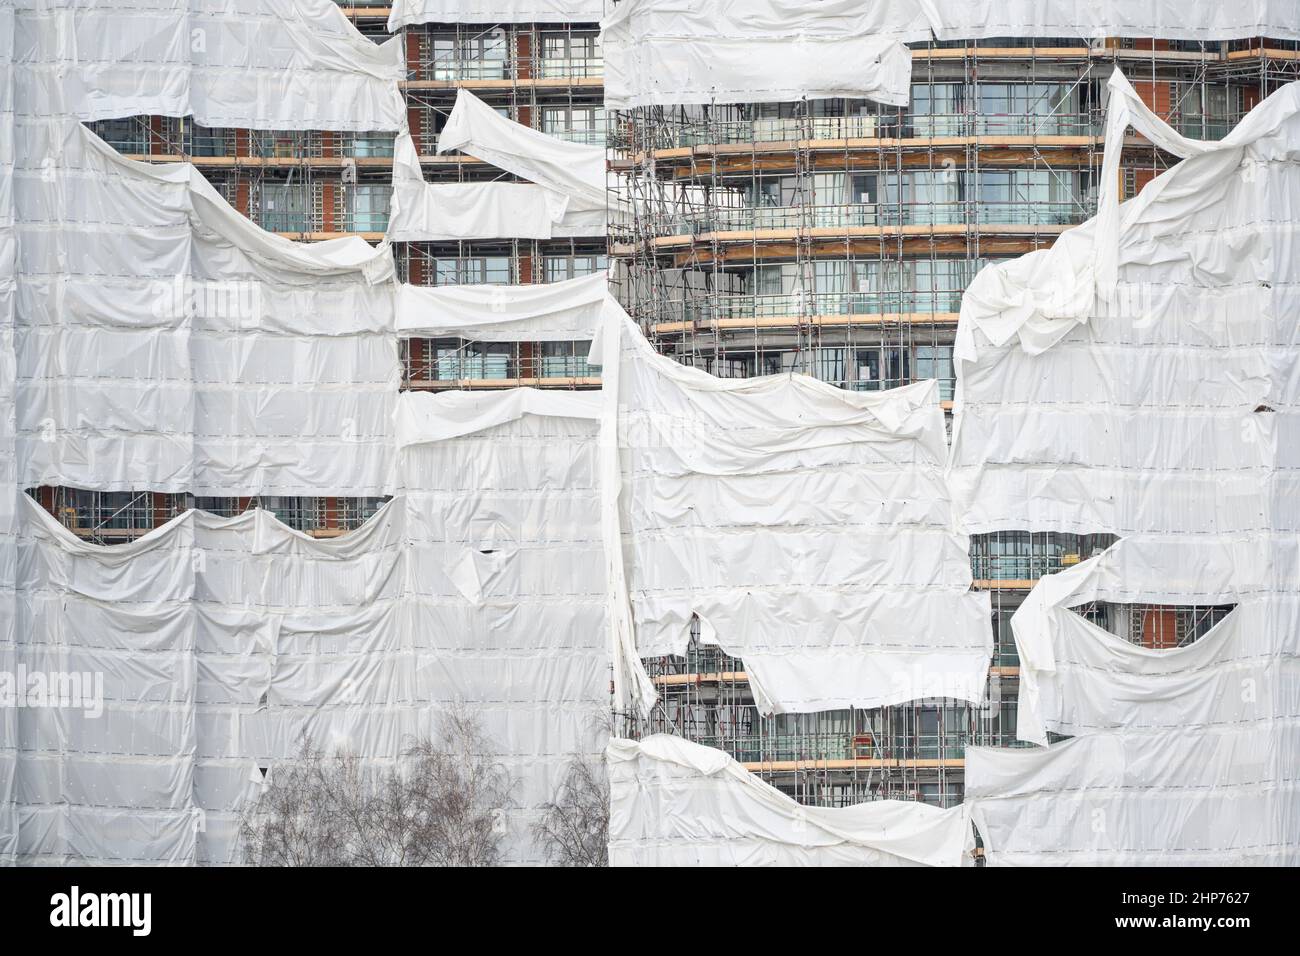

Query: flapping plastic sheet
[439,89,606,212]
[949,70,1300,536]
[602,2,1300,110]
[601,0,915,109]
[387,130,603,241]
[14,120,398,496]
[393,389,609,862]
[608,735,973,867]
[1011,535,1300,747]
[14,0,405,130]
[965,534,1300,865]
[395,272,605,341]
[967,726,1300,866]
[387,0,607,30]
[3,386,608,863]
[920,0,1300,42]
[595,304,992,717]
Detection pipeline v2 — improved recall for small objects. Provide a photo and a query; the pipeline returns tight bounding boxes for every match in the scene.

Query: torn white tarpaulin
[7,495,404,865]
[1010,535,1300,747]
[395,272,606,341]
[387,0,606,30]
[595,304,992,718]
[966,533,1300,865]
[918,0,1300,42]
[601,0,914,109]
[14,0,405,130]
[393,389,608,863]
[4,384,608,864]
[15,120,398,495]
[607,736,974,866]
[967,723,1300,866]
[386,132,604,241]
[948,70,1300,536]
[438,89,606,212]
[601,2,1300,110]
[394,385,600,444]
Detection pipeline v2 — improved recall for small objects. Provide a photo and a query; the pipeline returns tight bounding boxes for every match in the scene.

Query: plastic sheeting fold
[949,69,1300,537]
[602,1,1300,109]
[395,272,606,341]
[596,304,992,717]
[14,0,405,130]
[601,1,914,109]
[387,0,607,30]
[13,120,398,496]
[608,735,974,867]
[387,104,605,240]
[2,387,609,864]
[967,535,1300,866]
[1008,535,1300,748]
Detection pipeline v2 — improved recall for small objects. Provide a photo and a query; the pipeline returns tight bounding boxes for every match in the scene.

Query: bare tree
[532,753,609,866]
[240,708,515,866]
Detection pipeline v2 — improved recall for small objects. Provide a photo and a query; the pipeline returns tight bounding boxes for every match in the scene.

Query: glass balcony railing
[664,200,1084,235]
[663,112,1102,148]
[416,54,603,82]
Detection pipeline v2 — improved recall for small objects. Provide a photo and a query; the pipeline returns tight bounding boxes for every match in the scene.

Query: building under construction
[5,0,1298,866]
[28,0,1300,807]
[605,21,1300,812]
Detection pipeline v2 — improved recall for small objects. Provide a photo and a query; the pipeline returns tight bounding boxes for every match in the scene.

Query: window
[541,105,605,145]
[810,348,848,385]
[432,256,513,285]
[538,30,601,78]
[851,347,910,391]
[345,184,391,232]
[190,124,231,157]
[543,254,607,281]
[339,497,388,530]
[540,341,592,378]
[258,183,308,232]
[347,133,395,159]
[429,30,508,81]
[68,491,154,531]
[256,497,321,531]
[88,117,150,153]
[915,344,955,401]
[193,497,242,518]
[909,83,963,136]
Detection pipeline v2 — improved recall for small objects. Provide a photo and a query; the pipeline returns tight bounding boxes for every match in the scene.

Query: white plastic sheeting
[596,306,992,717]
[608,735,974,867]
[396,272,606,341]
[601,1,914,109]
[602,1,1300,109]
[919,0,1300,42]
[393,389,609,864]
[13,0,405,130]
[387,148,570,240]
[966,535,1300,866]
[13,120,398,495]
[1008,535,1300,747]
[387,101,606,240]
[387,0,606,30]
[949,69,1300,537]
[2,387,609,864]
[8,495,402,865]
[439,90,605,212]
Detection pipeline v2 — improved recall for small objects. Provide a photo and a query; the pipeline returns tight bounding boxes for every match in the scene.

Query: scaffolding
[46,11,610,538]
[608,33,1298,812]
